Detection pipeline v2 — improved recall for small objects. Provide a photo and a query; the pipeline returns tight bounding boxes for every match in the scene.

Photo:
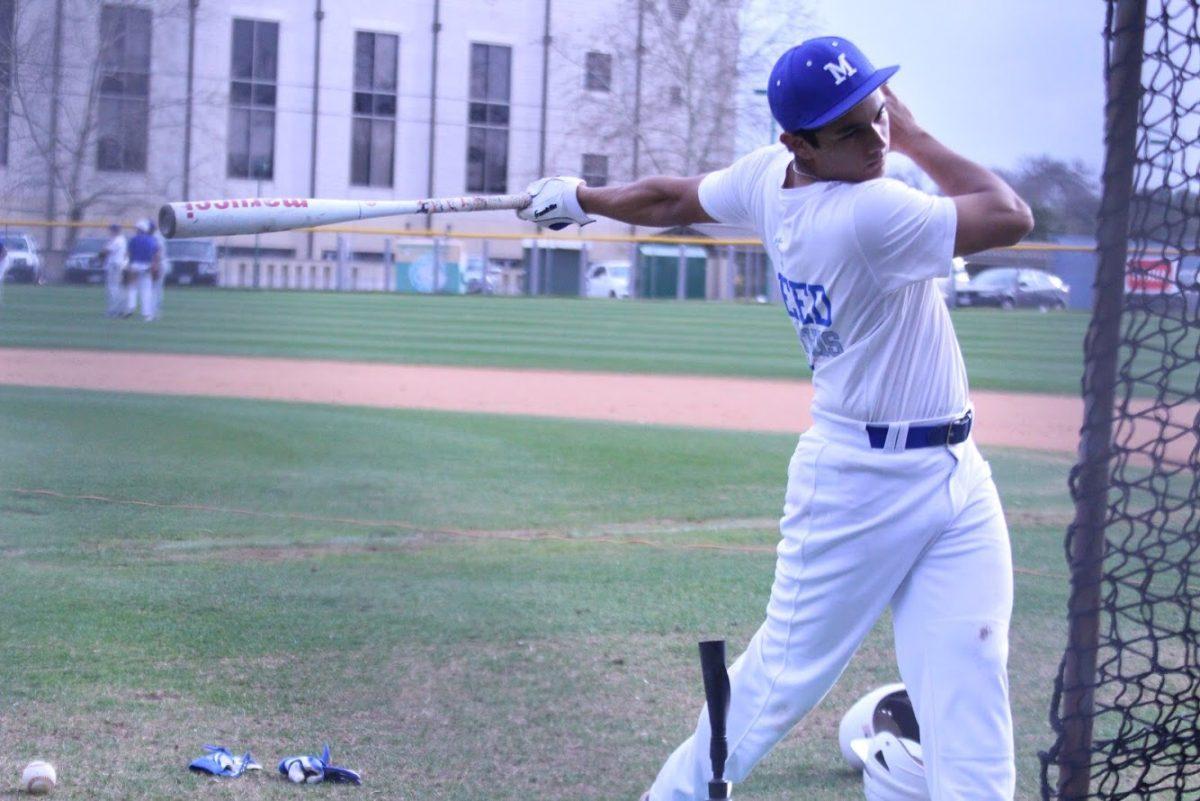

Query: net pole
[1055,1,1147,797]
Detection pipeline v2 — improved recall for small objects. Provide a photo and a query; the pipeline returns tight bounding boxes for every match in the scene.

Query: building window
[228,18,278,179]
[97,4,151,172]
[668,0,690,21]
[584,51,611,92]
[669,86,683,106]
[351,31,397,187]
[0,0,12,165]
[466,43,510,194]
[582,154,608,187]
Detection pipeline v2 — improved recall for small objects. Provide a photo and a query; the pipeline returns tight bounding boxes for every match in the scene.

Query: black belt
[866,411,973,450]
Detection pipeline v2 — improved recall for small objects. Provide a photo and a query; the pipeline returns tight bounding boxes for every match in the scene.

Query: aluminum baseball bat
[699,639,733,801]
[158,193,532,239]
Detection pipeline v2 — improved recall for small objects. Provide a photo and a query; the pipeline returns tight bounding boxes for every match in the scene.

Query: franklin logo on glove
[518,177,595,231]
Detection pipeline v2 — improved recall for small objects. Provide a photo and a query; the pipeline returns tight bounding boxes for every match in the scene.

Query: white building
[0,0,740,267]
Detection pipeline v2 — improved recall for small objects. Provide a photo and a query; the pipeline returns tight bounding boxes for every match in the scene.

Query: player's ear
[780,131,817,161]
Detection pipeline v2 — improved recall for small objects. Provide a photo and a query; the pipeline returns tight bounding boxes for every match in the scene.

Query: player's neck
[786,159,819,188]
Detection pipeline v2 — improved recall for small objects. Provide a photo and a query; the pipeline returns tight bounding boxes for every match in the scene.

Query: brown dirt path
[0,347,1085,452]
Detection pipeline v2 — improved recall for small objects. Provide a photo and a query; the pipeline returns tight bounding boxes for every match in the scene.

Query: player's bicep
[669,175,718,225]
[951,192,1034,257]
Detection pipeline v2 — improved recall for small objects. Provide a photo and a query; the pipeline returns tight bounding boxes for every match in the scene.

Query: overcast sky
[751,0,1106,176]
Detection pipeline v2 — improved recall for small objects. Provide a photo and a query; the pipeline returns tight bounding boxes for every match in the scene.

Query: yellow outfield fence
[0,216,1098,249]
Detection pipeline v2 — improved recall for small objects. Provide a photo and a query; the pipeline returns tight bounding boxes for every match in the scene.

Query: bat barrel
[159,193,531,238]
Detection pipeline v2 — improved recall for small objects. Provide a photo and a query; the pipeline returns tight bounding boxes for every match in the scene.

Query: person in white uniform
[101,223,128,317]
[149,220,170,313]
[517,37,1033,801]
[0,238,7,301]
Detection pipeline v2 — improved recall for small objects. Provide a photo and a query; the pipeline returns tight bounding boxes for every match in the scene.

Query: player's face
[792,90,890,183]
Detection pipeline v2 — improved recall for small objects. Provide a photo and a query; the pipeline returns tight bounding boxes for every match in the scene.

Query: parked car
[64,237,111,283]
[936,257,971,306]
[165,238,218,285]
[585,260,631,298]
[1,233,42,283]
[462,259,503,295]
[957,267,1069,311]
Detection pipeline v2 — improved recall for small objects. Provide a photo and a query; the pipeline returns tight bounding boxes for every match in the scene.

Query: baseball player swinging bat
[157,193,533,239]
[698,640,732,801]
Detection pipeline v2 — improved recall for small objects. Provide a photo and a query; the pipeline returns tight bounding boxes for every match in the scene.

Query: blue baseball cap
[767,37,898,132]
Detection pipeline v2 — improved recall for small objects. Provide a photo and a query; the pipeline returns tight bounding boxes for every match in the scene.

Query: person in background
[0,237,8,303]
[101,223,128,318]
[149,219,170,314]
[124,219,161,321]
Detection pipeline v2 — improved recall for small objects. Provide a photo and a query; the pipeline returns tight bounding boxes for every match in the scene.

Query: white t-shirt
[699,145,967,423]
[103,234,127,269]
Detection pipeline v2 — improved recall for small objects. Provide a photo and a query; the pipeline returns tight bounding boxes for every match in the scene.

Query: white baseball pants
[124,264,158,320]
[649,409,1015,801]
[105,264,125,315]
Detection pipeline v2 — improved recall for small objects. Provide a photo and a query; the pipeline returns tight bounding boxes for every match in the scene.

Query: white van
[585,260,632,298]
[2,233,42,283]
[936,257,970,306]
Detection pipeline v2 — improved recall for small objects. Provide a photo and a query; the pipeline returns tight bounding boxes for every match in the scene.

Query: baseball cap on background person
[135,218,152,233]
[767,37,899,133]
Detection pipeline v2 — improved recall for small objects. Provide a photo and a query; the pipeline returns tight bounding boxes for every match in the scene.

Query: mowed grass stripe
[2,287,797,340]
[0,315,792,355]
[0,284,1110,393]
[1,323,800,375]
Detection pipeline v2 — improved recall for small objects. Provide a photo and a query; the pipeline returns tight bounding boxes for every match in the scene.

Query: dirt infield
[0,347,1086,452]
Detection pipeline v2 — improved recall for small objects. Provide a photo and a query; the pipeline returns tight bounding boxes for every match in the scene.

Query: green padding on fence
[393,256,463,294]
[637,254,707,299]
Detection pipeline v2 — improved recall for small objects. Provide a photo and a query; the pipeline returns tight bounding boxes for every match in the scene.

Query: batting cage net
[1040,1,1200,799]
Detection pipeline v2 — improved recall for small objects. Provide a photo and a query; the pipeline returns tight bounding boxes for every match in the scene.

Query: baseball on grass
[20,760,57,794]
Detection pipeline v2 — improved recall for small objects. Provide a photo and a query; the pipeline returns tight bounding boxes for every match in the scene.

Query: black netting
[1041,2,1200,799]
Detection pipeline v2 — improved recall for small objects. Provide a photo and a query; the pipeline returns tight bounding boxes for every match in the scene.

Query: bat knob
[707,780,732,800]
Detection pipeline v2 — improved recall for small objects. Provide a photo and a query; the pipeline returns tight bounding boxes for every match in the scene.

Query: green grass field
[0,385,1074,800]
[0,285,1094,394]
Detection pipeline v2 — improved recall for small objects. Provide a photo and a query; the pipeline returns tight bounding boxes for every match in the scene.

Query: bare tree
[556,0,812,185]
[0,0,198,247]
[734,0,817,153]
[997,156,1101,240]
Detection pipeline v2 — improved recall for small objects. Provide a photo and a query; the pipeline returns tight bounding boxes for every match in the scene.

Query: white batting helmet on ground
[838,683,921,770]
[855,731,928,801]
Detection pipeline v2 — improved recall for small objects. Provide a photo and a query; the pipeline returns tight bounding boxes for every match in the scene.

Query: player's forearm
[900,131,1028,214]
[578,176,706,228]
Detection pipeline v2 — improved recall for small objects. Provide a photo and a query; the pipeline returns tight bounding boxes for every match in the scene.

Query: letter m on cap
[823,53,857,85]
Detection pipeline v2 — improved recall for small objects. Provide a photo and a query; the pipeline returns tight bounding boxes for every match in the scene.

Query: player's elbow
[953,193,1036,255]
[988,206,1034,249]
[1007,197,1035,243]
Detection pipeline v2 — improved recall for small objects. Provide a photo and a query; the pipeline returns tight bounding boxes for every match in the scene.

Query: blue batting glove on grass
[188,745,262,777]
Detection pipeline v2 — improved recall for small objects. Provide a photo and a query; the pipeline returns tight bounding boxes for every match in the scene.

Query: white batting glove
[518,176,595,231]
